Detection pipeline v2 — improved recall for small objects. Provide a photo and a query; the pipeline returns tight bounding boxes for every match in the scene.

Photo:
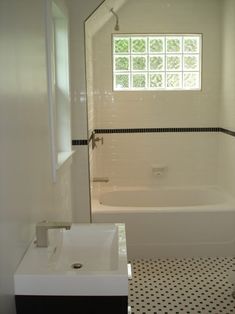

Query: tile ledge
[57,151,75,171]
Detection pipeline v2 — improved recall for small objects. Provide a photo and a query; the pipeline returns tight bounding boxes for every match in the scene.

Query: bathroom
[0,0,235,313]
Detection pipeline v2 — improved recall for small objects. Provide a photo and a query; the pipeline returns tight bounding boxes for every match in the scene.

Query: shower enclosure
[85,0,235,258]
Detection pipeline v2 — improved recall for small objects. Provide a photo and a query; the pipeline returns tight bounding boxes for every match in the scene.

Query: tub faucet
[91,132,104,149]
[93,177,109,183]
[36,221,71,247]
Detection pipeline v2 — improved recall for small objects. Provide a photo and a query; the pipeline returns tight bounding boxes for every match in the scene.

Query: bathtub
[92,186,235,258]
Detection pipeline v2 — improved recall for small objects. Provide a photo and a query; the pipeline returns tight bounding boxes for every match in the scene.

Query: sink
[14,223,128,296]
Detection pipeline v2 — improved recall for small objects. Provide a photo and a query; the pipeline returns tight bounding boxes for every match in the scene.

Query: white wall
[93,0,222,129]
[218,0,235,197]
[220,0,235,131]
[92,0,222,188]
[95,133,218,187]
[67,0,104,222]
[0,1,72,313]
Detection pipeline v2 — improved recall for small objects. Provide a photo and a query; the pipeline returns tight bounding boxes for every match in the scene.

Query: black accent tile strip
[72,139,88,146]
[72,127,235,146]
[95,127,220,134]
[220,128,235,137]
[89,133,93,143]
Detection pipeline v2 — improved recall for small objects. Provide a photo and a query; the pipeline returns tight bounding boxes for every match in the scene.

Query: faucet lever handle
[91,132,104,149]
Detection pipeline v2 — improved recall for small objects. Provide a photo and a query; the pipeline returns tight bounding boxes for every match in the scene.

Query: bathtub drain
[71,263,83,270]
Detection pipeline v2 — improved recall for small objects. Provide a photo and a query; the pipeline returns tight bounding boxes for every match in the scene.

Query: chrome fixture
[91,132,104,149]
[93,177,109,183]
[152,164,167,177]
[71,263,83,270]
[110,8,119,31]
[36,221,71,247]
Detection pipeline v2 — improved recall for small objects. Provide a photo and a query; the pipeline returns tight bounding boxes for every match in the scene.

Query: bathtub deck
[129,257,235,314]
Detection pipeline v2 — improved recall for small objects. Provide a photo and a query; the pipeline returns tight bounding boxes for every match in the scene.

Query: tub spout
[93,177,109,183]
[36,221,71,247]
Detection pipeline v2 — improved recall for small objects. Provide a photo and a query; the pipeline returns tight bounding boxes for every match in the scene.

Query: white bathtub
[92,186,235,258]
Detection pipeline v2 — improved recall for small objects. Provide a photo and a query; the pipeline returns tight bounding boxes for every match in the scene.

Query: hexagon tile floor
[129,258,235,314]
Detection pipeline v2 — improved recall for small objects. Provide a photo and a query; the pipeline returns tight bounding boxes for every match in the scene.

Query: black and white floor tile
[129,258,235,314]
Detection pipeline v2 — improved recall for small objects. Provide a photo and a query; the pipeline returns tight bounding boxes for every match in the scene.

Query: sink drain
[71,263,83,270]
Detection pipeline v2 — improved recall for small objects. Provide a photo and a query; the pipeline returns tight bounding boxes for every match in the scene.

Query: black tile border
[95,127,220,134]
[220,128,235,137]
[71,127,235,145]
[89,132,93,143]
[72,139,88,146]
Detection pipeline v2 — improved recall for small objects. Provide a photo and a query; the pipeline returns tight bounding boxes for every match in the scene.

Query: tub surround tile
[72,147,91,222]
[218,133,235,198]
[93,132,218,187]
[92,0,221,130]
[220,128,235,137]
[95,127,220,134]
[72,127,235,146]
[72,139,88,146]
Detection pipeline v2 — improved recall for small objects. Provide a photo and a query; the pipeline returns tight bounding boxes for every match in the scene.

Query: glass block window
[113,34,202,91]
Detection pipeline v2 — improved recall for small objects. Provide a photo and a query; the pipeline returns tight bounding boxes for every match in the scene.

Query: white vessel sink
[14,223,128,296]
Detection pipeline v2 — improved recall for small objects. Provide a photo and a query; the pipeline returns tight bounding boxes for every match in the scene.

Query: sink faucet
[36,221,71,247]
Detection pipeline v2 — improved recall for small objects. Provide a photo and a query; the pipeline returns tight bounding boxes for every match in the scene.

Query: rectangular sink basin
[14,223,128,296]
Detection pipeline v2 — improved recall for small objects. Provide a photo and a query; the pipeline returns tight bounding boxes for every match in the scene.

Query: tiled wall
[218,0,235,197]
[93,0,222,130]
[71,0,235,208]
[89,0,222,189]
[94,131,219,187]
[220,0,235,131]
[218,134,235,197]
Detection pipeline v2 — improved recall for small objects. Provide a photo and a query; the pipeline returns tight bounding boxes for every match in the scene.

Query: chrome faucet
[91,131,104,149]
[93,177,109,183]
[36,221,71,247]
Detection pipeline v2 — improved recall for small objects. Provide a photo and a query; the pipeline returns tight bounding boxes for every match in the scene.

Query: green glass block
[132,74,146,88]
[184,55,198,70]
[183,73,198,88]
[166,38,181,52]
[167,73,181,88]
[150,56,164,70]
[115,74,129,89]
[115,57,129,71]
[167,56,181,70]
[184,38,198,53]
[149,38,164,52]
[131,38,146,53]
[114,38,129,53]
[150,74,164,88]
[132,56,146,71]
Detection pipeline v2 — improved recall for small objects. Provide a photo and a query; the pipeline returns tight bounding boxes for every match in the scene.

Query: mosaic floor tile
[129,258,235,314]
